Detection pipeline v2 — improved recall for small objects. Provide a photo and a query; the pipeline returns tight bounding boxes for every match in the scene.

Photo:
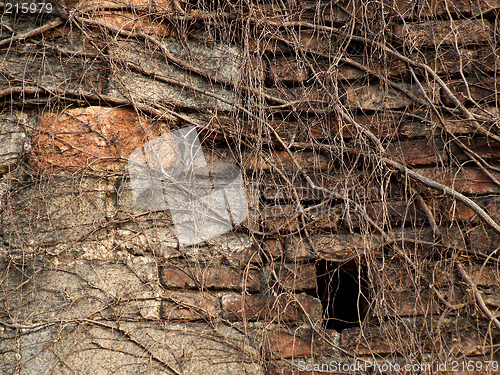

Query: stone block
[3,256,161,323]
[0,45,107,93]
[0,111,29,175]
[0,322,262,374]
[107,39,241,111]
[2,176,112,248]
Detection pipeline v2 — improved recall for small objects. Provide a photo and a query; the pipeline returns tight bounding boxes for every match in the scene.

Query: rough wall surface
[0,0,500,374]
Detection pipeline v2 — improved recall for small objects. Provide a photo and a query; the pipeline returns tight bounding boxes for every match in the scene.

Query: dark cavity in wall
[316,259,369,332]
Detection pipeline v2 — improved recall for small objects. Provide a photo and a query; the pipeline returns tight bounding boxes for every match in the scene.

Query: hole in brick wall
[316,260,369,332]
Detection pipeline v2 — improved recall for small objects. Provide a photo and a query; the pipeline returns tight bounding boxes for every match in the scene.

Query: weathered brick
[160,264,261,292]
[344,84,413,110]
[417,0,471,17]
[468,226,500,254]
[93,12,172,35]
[371,288,463,316]
[268,57,309,85]
[261,239,283,259]
[264,86,329,111]
[261,173,386,202]
[2,177,112,248]
[32,106,162,172]
[61,0,172,11]
[161,293,220,320]
[317,54,407,82]
[245,150,329,172]
[274,264,317,291]
[340,323,487,355]
[442,76,500,107]
[221,293,322,323]
[385,138,445,166]
[286,233,378,262]
[340,0,415,18]
[394,19,493,47]
[418,167,500,194]
[248,30,332,54]
[439,196,498,222]
[364,200,427,226]
[451,137,500,162]
[263,328,333,358]
[261,204,341,232]
[413,47,499,77]
[250,2,351,24]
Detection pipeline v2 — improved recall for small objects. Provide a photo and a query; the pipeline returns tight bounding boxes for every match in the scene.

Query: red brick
[221,293,322,323]
[160,265,262,292]
[417,167,500,194]
[263,329,332,358]
[442,76,500,107]
[160,293,220,320]
[273,264,317,291]
[268,57,309,85]
[32,107,163,172]
[394,19,492,47]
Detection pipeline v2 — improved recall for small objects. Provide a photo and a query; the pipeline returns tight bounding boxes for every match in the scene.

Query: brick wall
[0,0,499,374]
